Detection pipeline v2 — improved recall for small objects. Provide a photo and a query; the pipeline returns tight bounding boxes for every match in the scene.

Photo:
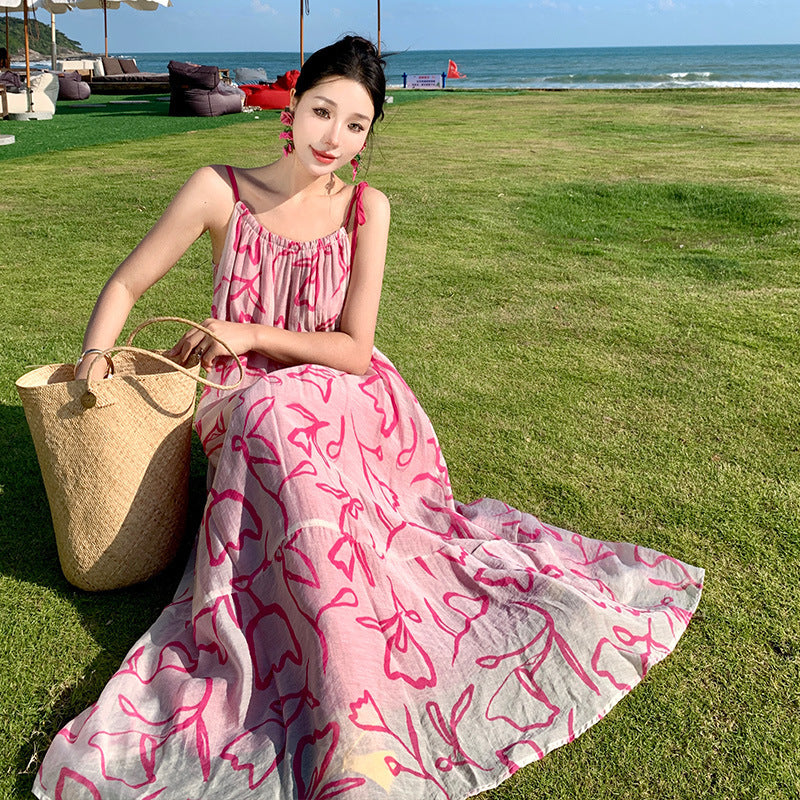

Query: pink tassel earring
[350,144,366,181]
[279,109,294,156]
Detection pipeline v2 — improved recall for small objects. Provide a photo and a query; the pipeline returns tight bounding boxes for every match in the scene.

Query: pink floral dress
[34,167,704,800]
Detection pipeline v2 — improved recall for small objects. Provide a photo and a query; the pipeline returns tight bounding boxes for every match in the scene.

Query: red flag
[447,59,465,79]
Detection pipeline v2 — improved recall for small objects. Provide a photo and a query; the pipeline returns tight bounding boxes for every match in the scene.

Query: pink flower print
[193,595,239,665]
[426,592,490,665]
[203,488,264,567]
[356,581,436,689]
[318,479,374,586]
[315,310,341,332]
[591,619,671,690]
[568,532,619,568]
[292,722,366,800]
[482,602,600,731]
[229,268,267,313]
[53,767,102,800]
[349,696,447,795]
[88,680,214,787]
[294,256,322,311]
[358,373,399,437]
[634,546,705,591]
[287,363,335,402]
[328,248,350,297]
[426,685,490,774]
[474,563,536,593]
[245,601,303,691]
[237,395,282,467]
[355,431,400,511]
[496,739,545,774]
[286,403,331,459]
[222,715,287,790]
[396,417,419,468]
[326,417,346,460]
[233,214,263,267]
[486,660,561,733]
[348,690,391,735]
[276,528,321,588]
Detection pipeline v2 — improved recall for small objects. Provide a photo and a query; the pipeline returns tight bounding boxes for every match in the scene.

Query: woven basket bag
[15,317,243,592]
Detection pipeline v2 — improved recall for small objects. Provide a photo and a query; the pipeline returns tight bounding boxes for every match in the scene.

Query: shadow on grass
[0,403,209,791]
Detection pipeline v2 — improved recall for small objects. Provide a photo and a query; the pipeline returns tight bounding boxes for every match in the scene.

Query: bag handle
[82,316,245,407]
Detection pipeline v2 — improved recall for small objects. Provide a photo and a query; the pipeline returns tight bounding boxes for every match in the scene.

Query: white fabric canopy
[1,0,73,109]
[71,0,172,57]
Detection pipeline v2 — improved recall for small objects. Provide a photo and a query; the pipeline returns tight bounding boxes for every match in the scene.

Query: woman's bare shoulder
[361,184,390,224]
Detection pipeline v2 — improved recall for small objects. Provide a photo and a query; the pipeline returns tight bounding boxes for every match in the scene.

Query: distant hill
[2,15,87,60]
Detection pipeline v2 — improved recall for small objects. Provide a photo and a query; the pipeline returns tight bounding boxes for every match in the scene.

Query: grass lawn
[1,88,798,799]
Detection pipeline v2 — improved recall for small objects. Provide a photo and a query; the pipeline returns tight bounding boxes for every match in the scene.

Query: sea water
[120,44,800,90]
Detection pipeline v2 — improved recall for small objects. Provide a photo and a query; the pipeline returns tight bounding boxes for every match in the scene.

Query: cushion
[101,56,123,76]
[241,83,292,110]
[273,70,300,90]
[0,70,23,92]
[58,71,91,100]
[168,60,219,91]
[118,58,139,75]
[234,67,268,85]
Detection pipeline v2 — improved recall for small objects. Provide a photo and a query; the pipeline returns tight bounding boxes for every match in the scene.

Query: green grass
[0,93,271,160]
[1,88,799,799]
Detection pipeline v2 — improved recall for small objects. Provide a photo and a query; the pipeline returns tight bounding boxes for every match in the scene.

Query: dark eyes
[313,107,365,133]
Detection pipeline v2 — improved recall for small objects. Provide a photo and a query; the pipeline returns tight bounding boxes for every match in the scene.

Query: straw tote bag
[15,317,243,592]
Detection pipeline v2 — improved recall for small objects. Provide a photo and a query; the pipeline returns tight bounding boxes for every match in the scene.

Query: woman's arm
[169,186,391,376]
[74,167,231,379]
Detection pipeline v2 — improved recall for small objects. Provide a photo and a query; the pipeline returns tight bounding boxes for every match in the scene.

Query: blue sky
[41,1,800,54]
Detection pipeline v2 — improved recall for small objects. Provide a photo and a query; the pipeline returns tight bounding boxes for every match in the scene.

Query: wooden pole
[377,0,381,57]
[299,0,304,66]
[103,0,108,57]
[23,1,31,111]
[51,11,56,71]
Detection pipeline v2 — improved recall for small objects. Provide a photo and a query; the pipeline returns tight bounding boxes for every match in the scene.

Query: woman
[36,36,703,800]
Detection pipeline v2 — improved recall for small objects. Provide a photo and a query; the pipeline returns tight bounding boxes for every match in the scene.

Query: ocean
[117,44,800,90]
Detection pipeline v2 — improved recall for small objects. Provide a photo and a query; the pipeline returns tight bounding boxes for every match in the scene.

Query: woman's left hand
[166,319,256,371]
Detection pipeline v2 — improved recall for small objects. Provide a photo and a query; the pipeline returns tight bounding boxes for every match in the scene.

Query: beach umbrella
[72,0,171,58]
[0,0,72,110]
[299,0,308,66]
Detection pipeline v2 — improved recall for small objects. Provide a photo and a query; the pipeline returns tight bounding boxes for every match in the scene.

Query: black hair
[294,36,386,129]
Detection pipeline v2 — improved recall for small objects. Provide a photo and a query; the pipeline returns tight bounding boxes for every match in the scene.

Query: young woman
[36,36,703,800]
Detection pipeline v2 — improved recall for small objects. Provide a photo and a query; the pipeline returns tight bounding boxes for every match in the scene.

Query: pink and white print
[34,175,703,800]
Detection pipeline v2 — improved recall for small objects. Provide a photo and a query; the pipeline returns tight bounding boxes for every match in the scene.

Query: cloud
[251,0,278,14]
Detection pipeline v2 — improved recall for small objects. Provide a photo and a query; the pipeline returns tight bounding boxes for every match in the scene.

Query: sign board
[404,73,444,89]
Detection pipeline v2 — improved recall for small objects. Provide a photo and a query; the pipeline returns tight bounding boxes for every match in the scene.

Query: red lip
[311,147,337,164]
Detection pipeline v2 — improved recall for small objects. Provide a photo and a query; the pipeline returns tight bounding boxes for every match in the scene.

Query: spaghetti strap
[225,165,240,203]
[344,181,368,262]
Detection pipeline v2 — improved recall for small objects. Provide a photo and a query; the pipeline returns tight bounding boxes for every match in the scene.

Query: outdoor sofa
[168,60,244,117]
[57,70,91,101]
[0,70,59,116]
[239,69,300,110]
[57,56,170,94]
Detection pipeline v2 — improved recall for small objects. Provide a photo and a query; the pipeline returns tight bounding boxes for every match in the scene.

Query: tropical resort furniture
[239,69,299,110]
[57,70,91,101]
[168,60,244,117]
[57,56,170,94]
[0,70,59,117]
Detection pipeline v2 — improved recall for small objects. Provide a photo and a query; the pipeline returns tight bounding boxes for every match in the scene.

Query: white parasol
[0,0,73,111]
[72,0,171,58]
